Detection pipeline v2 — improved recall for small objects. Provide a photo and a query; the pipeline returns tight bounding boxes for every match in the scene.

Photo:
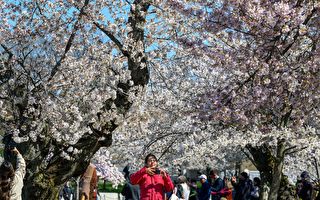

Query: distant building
[240,160,260,180]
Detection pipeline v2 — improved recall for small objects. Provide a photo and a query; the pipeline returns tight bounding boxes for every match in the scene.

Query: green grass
[98,181,124,193]
[0,148,3,158]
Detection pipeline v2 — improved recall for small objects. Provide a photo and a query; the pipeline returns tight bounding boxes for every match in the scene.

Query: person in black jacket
[297,171,313,200]
[122,165,140,200]
[209,169,224,200]
[231,172,253,200]
[250,177,260,200]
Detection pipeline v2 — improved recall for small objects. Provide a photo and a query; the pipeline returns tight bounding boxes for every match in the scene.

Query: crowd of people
[0,149,320,200]
[124,153,261,200]
[125,153,320,200]
[166,169,262,200]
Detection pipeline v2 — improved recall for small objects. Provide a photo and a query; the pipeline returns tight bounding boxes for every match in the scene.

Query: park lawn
[98,181,124,193]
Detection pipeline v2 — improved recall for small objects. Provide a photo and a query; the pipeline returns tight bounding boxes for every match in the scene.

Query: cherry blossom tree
[92,148,125,186]
[108,1,320,200]
[0,0,153,199]
[155,1,320,199]
[1,1,319,200]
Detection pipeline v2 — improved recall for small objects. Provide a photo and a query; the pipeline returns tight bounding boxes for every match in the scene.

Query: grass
[98,181,124,193]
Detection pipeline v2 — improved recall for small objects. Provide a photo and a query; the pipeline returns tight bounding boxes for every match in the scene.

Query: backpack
[176,184,184,199]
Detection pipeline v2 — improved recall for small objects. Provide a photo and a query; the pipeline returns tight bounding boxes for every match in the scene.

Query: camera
[2,133,17,160]
[6,140,16,150]
[155,168,161,174]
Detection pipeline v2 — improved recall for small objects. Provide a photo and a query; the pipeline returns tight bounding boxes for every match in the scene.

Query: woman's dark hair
[253,177,261,186]
[123,165,130,179]
[209,169,219,176]
[240,172,249,179]
[0,161,15,200]
[144,153,157,165]
[301,171,309,179]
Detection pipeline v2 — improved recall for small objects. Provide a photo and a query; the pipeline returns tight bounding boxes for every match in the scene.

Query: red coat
[211,188,233,200]
[130,167,174,200]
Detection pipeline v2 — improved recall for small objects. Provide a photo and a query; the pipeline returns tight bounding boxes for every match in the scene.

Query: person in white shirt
[0,147,26,200]
[174,175,190,200]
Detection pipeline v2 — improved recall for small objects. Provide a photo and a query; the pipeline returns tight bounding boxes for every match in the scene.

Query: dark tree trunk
[246,139,296,200]
[246,143,273,200]
[277,176,297,200]
[268,139,285,200]
[21,131,113,199]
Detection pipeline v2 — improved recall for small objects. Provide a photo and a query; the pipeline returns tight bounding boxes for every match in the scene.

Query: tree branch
[243,146,257,167]
[48,0,90,81]
[93,22,130,57]
[143,131,190,154]
[158,138,178,161]
[285,146,308,155]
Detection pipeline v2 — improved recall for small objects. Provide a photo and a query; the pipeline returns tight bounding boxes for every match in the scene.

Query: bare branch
[242,147,257,167]
[283,145,297,154]
[143,131,190,154]
[158,138,178,161]
[285,146,308,155]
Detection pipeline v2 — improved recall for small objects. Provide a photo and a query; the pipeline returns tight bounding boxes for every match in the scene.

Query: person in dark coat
[189,179,199,200]
[231,172,253,200]
[122,165,140,200]
[197,175,211,200]
[250,177,260,200]
[297,171,313,200]
[62,181,73,200]
[209,169,224,200]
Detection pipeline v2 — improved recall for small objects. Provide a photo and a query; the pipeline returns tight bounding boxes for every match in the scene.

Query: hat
[199,174,207,180]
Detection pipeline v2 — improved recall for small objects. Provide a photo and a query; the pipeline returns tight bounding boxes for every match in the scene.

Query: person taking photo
[130,153,174,200]
[0,147,26,200]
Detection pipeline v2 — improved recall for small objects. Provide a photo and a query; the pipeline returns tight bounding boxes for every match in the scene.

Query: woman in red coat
[130,154,174,200]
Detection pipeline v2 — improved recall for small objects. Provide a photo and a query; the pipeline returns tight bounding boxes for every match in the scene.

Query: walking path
[61,193,122,200]
[98,193,122,200]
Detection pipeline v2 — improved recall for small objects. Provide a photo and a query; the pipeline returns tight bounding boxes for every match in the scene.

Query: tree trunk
[268,159,283,200]
[23,173,61,200]
[277,176,296,200]
[268,139,285,200]
[21,132,112,199]
[246,139,293,200]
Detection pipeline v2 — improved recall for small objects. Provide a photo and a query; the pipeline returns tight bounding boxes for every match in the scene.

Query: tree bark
[246,144,273,200]
[267,139,285,200]
[21,130,112,199]
[246,139,295,200]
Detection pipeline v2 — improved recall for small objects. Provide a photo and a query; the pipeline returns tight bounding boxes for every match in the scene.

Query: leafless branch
[242,147,257,167]
[285,146,308,155]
